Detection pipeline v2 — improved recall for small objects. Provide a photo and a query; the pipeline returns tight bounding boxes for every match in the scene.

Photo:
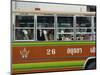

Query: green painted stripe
[12,41,95,47]
[12,60,85,70]
[13,66,82,72]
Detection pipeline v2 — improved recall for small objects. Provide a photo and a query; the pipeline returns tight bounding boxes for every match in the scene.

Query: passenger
[47,30,54,40]
[37,29,45,41]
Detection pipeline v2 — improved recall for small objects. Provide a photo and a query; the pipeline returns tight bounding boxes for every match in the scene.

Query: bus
[12,0,96,74]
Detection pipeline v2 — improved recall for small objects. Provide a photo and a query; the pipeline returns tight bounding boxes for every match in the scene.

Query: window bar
[13,14,16,41]
[34,14,37,41]
[73,16,77,41]
[91,16,95,41]
[54,14,57,41]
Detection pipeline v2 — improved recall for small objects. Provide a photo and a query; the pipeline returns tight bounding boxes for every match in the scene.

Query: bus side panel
[12,43,96,74]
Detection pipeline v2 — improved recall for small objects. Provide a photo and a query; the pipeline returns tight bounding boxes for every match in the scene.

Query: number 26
[46,49,56,55]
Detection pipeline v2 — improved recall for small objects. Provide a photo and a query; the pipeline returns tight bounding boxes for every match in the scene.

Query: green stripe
[13,66,82,72]
[12,41,95,47]
[12,60,85,70]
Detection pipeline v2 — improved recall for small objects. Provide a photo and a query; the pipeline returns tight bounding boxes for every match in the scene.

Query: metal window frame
[75,16,96,41]
[13,13,35,41]
[36,15,55,41]
[13,13,96,42]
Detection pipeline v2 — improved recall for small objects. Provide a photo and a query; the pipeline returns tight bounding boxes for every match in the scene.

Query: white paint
[46,49,56,55]
[67,48,82,55]
[90,46,96,53]
[12,1,86,12]
[20,48,30,58]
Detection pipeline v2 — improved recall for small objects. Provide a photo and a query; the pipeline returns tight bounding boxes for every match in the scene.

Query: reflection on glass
[76,29,91,32]
[58,29,73,33]
[76,17,91,27]
[58,17,73,27]
[15,16,34,27]
[37,16,54,27]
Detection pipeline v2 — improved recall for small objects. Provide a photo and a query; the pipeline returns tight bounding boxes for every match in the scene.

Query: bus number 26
[46,49,56,55]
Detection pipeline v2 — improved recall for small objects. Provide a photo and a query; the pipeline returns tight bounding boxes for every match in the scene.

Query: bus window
[15,16,34,40]
[57,16,74,41]
[76,17,91,27]
[76,17,93,41]
[14,15,96,41]
[37,16,54,41]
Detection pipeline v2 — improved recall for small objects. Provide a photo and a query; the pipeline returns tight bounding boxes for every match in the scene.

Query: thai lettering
[67,48,82,55]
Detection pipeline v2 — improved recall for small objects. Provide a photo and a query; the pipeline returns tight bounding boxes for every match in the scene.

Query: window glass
[57,16,74,41]
[76,17,93,41]
[15,29,34,40]
[37,16,54,27]
[76,17,91,27]
[58,29,73,33]
[37,29,54,41]
[58,17,73,27]
[37,16,54,41]
[15,16,34,27]
[76,28,92,33]
[15,15,34,40]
